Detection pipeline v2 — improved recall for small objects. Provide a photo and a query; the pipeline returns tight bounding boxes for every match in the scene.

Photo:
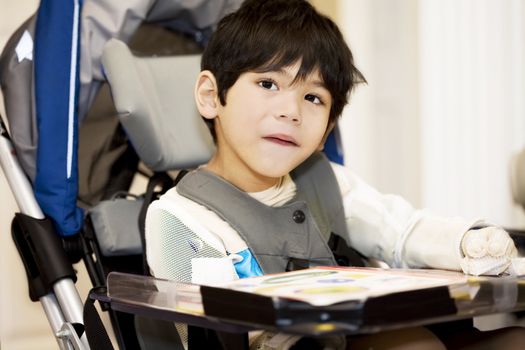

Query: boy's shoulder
[148,181,247,252]
[328,161,370,198]
[330,161,353,195]
[150,184,211,218]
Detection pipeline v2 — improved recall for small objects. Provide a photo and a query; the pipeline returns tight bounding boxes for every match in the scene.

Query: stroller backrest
[101,38,215,172]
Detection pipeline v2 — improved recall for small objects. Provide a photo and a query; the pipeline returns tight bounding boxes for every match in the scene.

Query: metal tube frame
[0,115,89,350]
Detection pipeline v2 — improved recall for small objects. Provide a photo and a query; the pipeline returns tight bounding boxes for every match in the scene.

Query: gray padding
[0,16,38,181]
[89,197,143,256]
[101,39,214,171]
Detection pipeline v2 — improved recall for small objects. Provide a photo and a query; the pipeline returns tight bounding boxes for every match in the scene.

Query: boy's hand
[460,227,518,276]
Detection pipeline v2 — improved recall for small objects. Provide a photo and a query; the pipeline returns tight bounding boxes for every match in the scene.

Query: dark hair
[201,0,365,131]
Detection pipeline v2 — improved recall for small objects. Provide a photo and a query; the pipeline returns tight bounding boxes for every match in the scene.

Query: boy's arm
[331,163,518,272]
[405,223,520,275]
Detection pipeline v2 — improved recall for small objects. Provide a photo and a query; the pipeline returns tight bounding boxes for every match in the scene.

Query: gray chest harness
[177,153,364,274]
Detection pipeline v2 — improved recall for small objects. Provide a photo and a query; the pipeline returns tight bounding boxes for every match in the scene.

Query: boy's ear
[317,121,337,151]
[195,70,219,120]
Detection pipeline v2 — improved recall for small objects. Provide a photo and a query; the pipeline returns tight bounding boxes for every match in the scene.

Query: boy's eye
[305,94,323,105]
[258,80,278,90]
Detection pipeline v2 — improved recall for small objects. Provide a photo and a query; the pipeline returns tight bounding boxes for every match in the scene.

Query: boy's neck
[204,156,282,192]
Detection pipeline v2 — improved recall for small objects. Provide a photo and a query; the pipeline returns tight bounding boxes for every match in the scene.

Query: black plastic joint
[11,213,76,301]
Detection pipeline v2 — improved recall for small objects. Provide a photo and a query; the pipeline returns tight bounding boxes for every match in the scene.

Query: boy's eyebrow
[303,78,329,91]
[310,80,327,88]
[269,68,327,89]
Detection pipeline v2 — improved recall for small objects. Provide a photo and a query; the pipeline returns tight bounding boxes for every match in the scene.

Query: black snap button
[292,210,305,223]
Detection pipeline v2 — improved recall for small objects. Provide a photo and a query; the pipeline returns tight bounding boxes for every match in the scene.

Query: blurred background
[1,0,525,348]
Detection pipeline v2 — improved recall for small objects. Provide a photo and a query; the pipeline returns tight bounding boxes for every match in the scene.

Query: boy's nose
[278,112,301,124]
[276,96,301,125]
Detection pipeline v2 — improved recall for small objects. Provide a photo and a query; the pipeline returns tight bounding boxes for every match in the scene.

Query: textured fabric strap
[177,152,345,273]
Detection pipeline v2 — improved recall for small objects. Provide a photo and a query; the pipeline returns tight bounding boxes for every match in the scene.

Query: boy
[146,0,523,348]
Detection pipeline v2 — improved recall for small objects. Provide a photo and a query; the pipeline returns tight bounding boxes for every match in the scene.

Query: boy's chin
[249,148,320,179]
[253,159,304,179]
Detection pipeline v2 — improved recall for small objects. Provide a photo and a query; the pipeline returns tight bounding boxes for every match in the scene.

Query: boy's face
[196,62,332,192]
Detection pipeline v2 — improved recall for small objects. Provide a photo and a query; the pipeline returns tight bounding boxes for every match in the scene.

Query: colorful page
[217,266,470,306]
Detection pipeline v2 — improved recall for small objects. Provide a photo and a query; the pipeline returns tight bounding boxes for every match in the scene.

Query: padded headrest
[510,148,525,210]
[101,39,214,171]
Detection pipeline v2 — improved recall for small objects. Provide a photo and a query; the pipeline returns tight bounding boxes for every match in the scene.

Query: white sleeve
[331,163,483,270]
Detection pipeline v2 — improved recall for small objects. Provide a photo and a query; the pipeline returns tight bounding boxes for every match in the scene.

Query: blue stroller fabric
[34,0,84,236]
[323,124,344,165]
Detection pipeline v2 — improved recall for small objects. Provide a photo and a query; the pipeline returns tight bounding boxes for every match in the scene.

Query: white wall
[418,0,525,226]
[337,0,525,227]
[338,0,422,207]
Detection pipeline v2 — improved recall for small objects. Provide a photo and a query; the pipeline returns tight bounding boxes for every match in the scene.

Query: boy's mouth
[263,134,299,146]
